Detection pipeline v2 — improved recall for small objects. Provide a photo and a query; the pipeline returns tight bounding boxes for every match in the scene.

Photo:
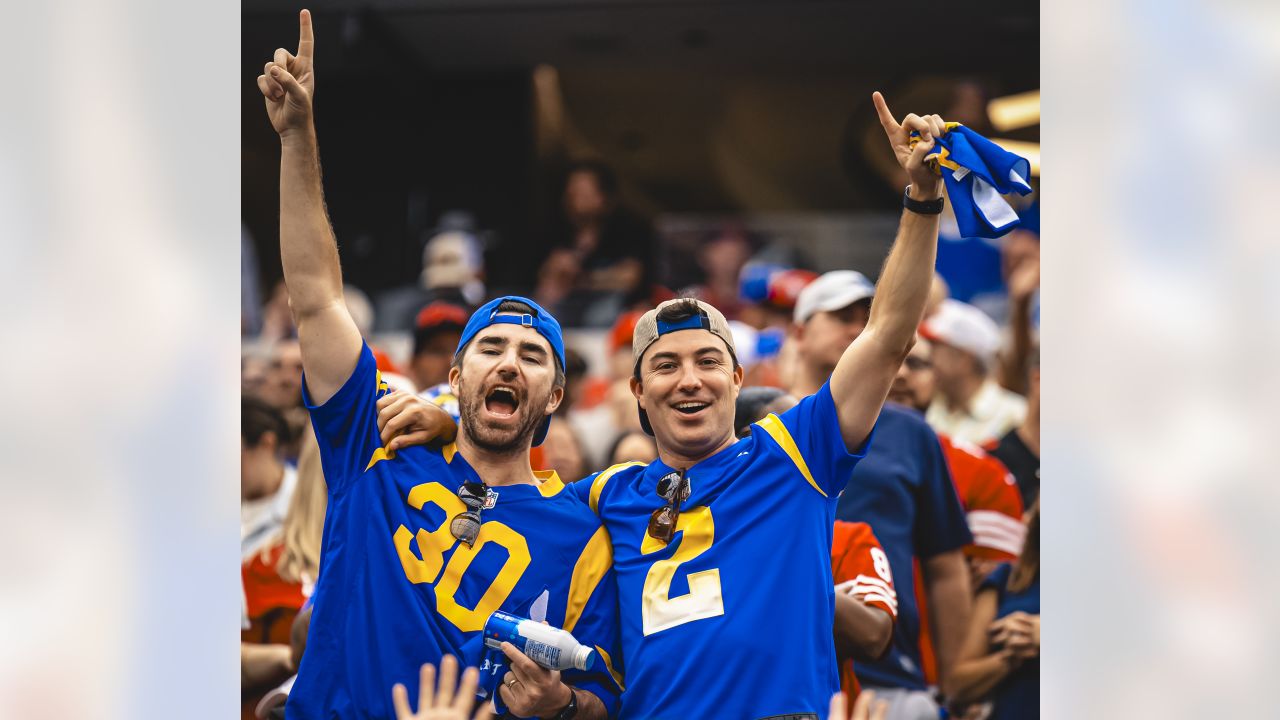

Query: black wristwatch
[903,185,944,215]
[542,686,578,720]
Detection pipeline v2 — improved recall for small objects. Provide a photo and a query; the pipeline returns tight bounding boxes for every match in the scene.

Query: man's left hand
[497,642,573,719]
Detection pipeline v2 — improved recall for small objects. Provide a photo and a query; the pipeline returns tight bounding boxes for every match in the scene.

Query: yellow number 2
[392,482,531,632]
[639,506,724,636]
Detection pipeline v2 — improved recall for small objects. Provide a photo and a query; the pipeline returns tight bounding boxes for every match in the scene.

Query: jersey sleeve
[561,526,625,715]
[302,343,392,494]
[961,450,1026,560]
[913,430,974,558]
[832,521,898,619]
[757,380,875,498]
[570,473,599,508]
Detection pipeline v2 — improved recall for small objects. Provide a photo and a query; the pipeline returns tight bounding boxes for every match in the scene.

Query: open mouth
[484,386,521,417]
[672,401,710,416]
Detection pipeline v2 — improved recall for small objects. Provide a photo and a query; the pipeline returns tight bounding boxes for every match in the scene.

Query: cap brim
[799,287,874,323]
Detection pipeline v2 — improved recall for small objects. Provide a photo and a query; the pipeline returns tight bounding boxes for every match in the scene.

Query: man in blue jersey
[574,90,950,718]
[257,11,620,719]
[381,95,950,718]
[790,271,973,720]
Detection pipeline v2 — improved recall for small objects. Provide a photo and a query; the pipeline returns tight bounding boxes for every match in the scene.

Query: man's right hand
[257,9,316,138]
[377,392,459,451]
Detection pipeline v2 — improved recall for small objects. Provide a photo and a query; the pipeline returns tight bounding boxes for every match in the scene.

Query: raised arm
[257,9,362,405]
[830,92,944,450]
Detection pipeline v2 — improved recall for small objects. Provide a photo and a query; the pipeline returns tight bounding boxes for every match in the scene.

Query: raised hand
[871,91,946,197]
[392,655,490,720]
[257,9,317,137]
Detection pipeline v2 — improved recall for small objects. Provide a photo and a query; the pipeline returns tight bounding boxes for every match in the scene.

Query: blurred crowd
[241,148,1040,718]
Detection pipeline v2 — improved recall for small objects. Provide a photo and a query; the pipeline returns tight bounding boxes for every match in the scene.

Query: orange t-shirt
[831,520,898,705]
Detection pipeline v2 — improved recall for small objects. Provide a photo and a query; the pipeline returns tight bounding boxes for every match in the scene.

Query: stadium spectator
[408,302,469,391]
[241,395,301,716]
[996,232,1039,396]
[375,223,486,332]
[679,224,756,320]
[593,311,648,456]
[950,500,1040,719]
[242,395,297,559]
[258,15,620,717]
[989,346,1040,506]
[791,271,973,719]
[575,93,948,718]
[261,338,304,411]
[258,279,297,346]
[888,337,1025,584]
[243,348,272,398]
[536,418,588,484]
[558,346,590,416]
[922,299,1027,445]
[533,160,656,326]
[606,430,657,466]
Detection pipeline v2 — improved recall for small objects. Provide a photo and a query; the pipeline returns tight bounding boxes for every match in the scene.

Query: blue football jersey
[288,344,622,719]
[575,382,870,720]
[835,403,971,691]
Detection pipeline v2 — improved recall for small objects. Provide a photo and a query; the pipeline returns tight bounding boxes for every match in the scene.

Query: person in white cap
[922,299,1027,445]
[792,272,975,720]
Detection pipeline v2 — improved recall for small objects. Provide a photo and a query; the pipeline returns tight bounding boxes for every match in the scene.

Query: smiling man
[573,93,949,719]
[258,11,619,719]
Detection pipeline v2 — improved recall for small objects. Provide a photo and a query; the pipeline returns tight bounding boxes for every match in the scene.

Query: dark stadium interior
[242,0,1038,295]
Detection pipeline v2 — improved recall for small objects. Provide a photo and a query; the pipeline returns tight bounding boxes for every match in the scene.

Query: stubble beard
[458,378,550,455]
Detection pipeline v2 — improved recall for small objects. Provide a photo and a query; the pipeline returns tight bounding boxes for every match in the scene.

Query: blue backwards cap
[454,295,565,446]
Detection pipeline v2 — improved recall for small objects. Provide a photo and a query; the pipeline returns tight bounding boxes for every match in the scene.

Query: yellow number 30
[392,482,531,632]
[640,506,724,635]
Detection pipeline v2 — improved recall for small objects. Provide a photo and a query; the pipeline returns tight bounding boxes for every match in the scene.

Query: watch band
[903,185,944,215]
[544,686,578,720]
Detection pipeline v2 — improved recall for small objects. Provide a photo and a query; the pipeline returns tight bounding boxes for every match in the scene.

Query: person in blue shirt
[582,94,949,719]
[790,270,974,720]
[258,12,620,719]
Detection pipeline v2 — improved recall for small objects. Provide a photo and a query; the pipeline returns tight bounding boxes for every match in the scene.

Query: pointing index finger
[872,91,898,132]
[298,9,315,60]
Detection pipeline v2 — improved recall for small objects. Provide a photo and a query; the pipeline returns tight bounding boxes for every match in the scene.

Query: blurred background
[240,0,1039,416]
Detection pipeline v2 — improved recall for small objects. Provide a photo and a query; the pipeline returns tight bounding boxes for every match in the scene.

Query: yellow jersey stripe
[563,526,613,633]
[755,414,827,498]
[442,442,457,464]
[595,646,625,691]
[589,462,646,514]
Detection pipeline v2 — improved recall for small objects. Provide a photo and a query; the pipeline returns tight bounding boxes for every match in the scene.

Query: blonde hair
[274,427,328,586]
[1008,498,1039,593]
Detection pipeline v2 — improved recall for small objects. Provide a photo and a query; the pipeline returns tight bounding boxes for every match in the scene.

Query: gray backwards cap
[631,298,738,436]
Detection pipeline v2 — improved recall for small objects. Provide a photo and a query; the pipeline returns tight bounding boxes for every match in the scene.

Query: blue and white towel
[915,124,1034,239]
